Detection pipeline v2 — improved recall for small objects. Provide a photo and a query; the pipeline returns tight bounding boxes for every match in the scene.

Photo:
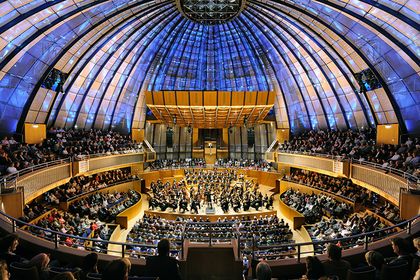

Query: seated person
[322,244,351,280]
[145,238,182,280]
[303,256,325,280]
[365,251,384,280]
[256,261,272,280]
[102,258,131,280]
[386,237,413,266]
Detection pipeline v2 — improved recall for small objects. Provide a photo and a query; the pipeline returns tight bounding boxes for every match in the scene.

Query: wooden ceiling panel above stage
[146,91,275,128]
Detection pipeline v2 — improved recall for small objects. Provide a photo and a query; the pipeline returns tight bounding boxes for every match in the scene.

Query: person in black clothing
[0,234,25,266]
[144,238,182,280]
[387,237,413,266]
[80,253,99,280]
[304,256,325,279]
[102,258,130,280]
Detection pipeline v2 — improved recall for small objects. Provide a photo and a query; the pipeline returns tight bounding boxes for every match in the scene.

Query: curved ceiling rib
[0,0,418,135]
[248,1,375,128]
[53,4,177,129]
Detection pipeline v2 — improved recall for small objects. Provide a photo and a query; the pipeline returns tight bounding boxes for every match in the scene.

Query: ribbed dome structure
[0,0,418,134]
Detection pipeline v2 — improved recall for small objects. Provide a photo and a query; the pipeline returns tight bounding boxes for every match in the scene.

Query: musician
[179,196,189,213]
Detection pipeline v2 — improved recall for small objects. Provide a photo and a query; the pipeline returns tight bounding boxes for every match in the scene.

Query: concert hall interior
[0,0,419,279]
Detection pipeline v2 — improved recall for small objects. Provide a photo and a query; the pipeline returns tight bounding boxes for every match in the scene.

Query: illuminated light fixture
[385,125,392,129]
[32,124,39,128]
[177,0,246,24]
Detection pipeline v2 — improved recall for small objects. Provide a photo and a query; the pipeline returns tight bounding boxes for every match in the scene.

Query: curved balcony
[276,150,419,207]
[0,153,419,279]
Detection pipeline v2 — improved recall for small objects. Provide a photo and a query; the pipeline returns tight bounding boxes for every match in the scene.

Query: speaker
[166,129,173,148]
[247,128,255,147]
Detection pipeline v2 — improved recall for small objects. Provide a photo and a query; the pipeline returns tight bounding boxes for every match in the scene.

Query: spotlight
[187,125,192,134]
[173,116,177,125]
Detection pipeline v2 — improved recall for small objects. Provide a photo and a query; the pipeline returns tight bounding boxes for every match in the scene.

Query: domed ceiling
[0,0,418,134]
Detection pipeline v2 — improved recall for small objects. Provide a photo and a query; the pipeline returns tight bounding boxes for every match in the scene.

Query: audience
[0,127,416,280]
[52,272,76,280]
[101,258,131,280]
[45,169,135,203]
[280,129,419,176]
[68,189,140,222]
[365,251,384,280]
[256,261,272,280]
[308,213,391,250]
[0,129,143,175]
[286,169,375,204]
[303,256,325,280]
[144,238,182,280]
[386,237,413,266]
[322,244,351,280]
[80,253,99,280]
[127,214,293,261]
[0,234,52,280]
[281,189,352,223]
[31,209,113,252]
[286,168,402,224]
[0,259,9,280]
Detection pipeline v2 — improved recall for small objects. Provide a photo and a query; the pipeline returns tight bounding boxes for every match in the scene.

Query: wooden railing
[275,151,418,207]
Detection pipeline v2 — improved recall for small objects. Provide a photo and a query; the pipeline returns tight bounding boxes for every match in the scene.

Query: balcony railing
[0,209,418,262]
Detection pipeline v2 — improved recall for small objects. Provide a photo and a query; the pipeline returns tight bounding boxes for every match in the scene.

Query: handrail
[278,149,419,185]
[65,177,140,202]
[147,165,274,171]
[143,139,155,153]
[252,215,419,250]
[0,158,71,191]
[352,159,419,188]
[75,147,145,161]
[281,177,356,203]
[1,206,418,262]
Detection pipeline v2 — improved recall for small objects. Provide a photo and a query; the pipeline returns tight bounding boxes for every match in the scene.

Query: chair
[86,272,102,280]
[49,266,81,279]
[381,261,410,280]
[346,266,376,280]
[9,262,40,280]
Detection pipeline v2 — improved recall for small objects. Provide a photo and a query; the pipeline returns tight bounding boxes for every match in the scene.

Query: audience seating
[346,266,376,280]
[380,261,410,280]
[9,262,40,280]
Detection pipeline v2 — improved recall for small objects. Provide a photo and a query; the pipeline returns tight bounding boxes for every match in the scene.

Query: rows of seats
[20,168,136,223]
[279,128,419,176]
[126,214,293,261]
[285,168,402,224]
[281,189,353,223]
[0,129,142,175]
